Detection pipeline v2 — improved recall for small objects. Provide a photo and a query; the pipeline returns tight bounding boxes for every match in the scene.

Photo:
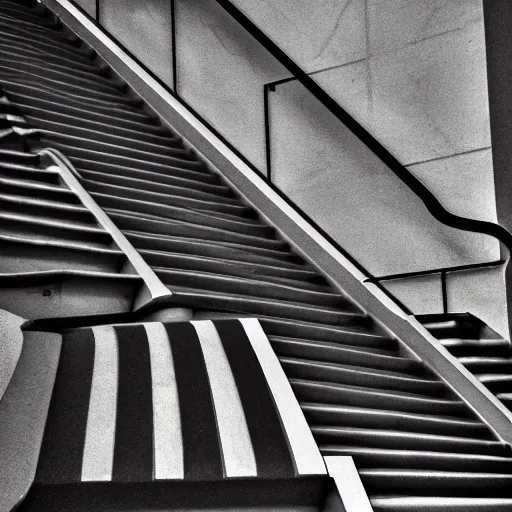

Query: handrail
[366,259,506,283]
[43,145,83,180]
[39,147,172,303]
[212,0,512,254]
[366,258,507,316]
[0,87,171,304]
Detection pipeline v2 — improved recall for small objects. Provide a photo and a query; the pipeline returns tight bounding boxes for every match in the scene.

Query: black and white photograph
[0,1,510,511]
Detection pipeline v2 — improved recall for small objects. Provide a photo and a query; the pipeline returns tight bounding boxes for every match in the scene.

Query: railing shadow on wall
[66,0,512,329]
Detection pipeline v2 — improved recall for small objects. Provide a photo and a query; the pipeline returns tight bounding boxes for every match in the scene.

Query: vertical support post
[263,83,274,181]
[441,271,448,314]
[484,1,512,338]
[170,0,177,93]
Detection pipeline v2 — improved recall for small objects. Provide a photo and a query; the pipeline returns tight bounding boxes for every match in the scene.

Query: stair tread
[0,232,121,254]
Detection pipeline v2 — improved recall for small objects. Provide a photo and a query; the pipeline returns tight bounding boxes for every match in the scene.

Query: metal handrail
[38,147,172,303]
[366,259,506,283]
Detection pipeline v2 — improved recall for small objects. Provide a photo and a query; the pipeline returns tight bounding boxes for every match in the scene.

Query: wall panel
[175,0,287,174]
[269,78,498,277]
[100,0,174,88]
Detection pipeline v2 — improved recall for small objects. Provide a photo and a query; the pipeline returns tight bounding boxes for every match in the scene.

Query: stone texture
[0,331,62,512]
[369,23,491,165]
[233,0,368,72]
[383,275,443,315]
[100,0,174,89]
[0,309,24,403]
[75,0,96,19]
[447,266,509,338]
[407,149,497,223]
[367,0,484,53]
[176,0,287,174]
[311,60,371,129]
[269,79,495,277]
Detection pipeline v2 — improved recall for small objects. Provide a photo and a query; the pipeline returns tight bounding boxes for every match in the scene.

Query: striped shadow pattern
[33,318,325,487]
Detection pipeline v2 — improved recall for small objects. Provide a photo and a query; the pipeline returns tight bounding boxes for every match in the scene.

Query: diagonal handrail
[213,0,512,255]
[39,147,172,304]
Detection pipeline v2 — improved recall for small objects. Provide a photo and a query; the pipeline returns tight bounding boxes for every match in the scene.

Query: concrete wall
[74,0,95,19]
[100,0,175,89]
[174,0,288,171]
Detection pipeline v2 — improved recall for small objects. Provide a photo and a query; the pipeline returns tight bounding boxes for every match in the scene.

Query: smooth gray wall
[100,0,175,88]
[175,0,287,171]
[74,0,95,19]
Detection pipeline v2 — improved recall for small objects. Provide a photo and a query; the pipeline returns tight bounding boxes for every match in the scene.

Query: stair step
[0,161,60,184]
[27,115,185,154]
[140,249,320,284]
[476,374,512,393]
[43,138,206,174]
[324,446,512,472]
[259,316,388,348]
[125,230,304,266]
[40,129,195,166]
[281,358,445,397]
[460,357,512,373]
[0,236,122,273]
[0,147,38,165]
[0,211,112,246]
[0,55,124,96]
[78,168,235,202]
[0,64,137,107]
[1,80,146,119]
[0,193,97,224]
[97,198,272,239]
[311,426,508,456]
[0,175,80,204]
[302,402,490,438]
[68,154,218,185]
[11,97,175,142]
[359,469,512,497]
[4,86,163,130]
[270,336,424,374]
[109,209,286,251]
[441,338,511,358]
[291,379,467,416]
[82,178,251,218]
[154,267,345,308]
[167,287,364,325]
[370,496,512,512]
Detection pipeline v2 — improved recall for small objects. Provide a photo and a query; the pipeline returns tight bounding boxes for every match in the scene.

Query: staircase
[0,97,142,319]
[2,0,512,510]
[421,313,512,412]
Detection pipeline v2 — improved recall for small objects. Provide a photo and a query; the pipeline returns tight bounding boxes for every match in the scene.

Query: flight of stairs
[421,313,512,412]
[2,0,512,510]
[0,92,143,318]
